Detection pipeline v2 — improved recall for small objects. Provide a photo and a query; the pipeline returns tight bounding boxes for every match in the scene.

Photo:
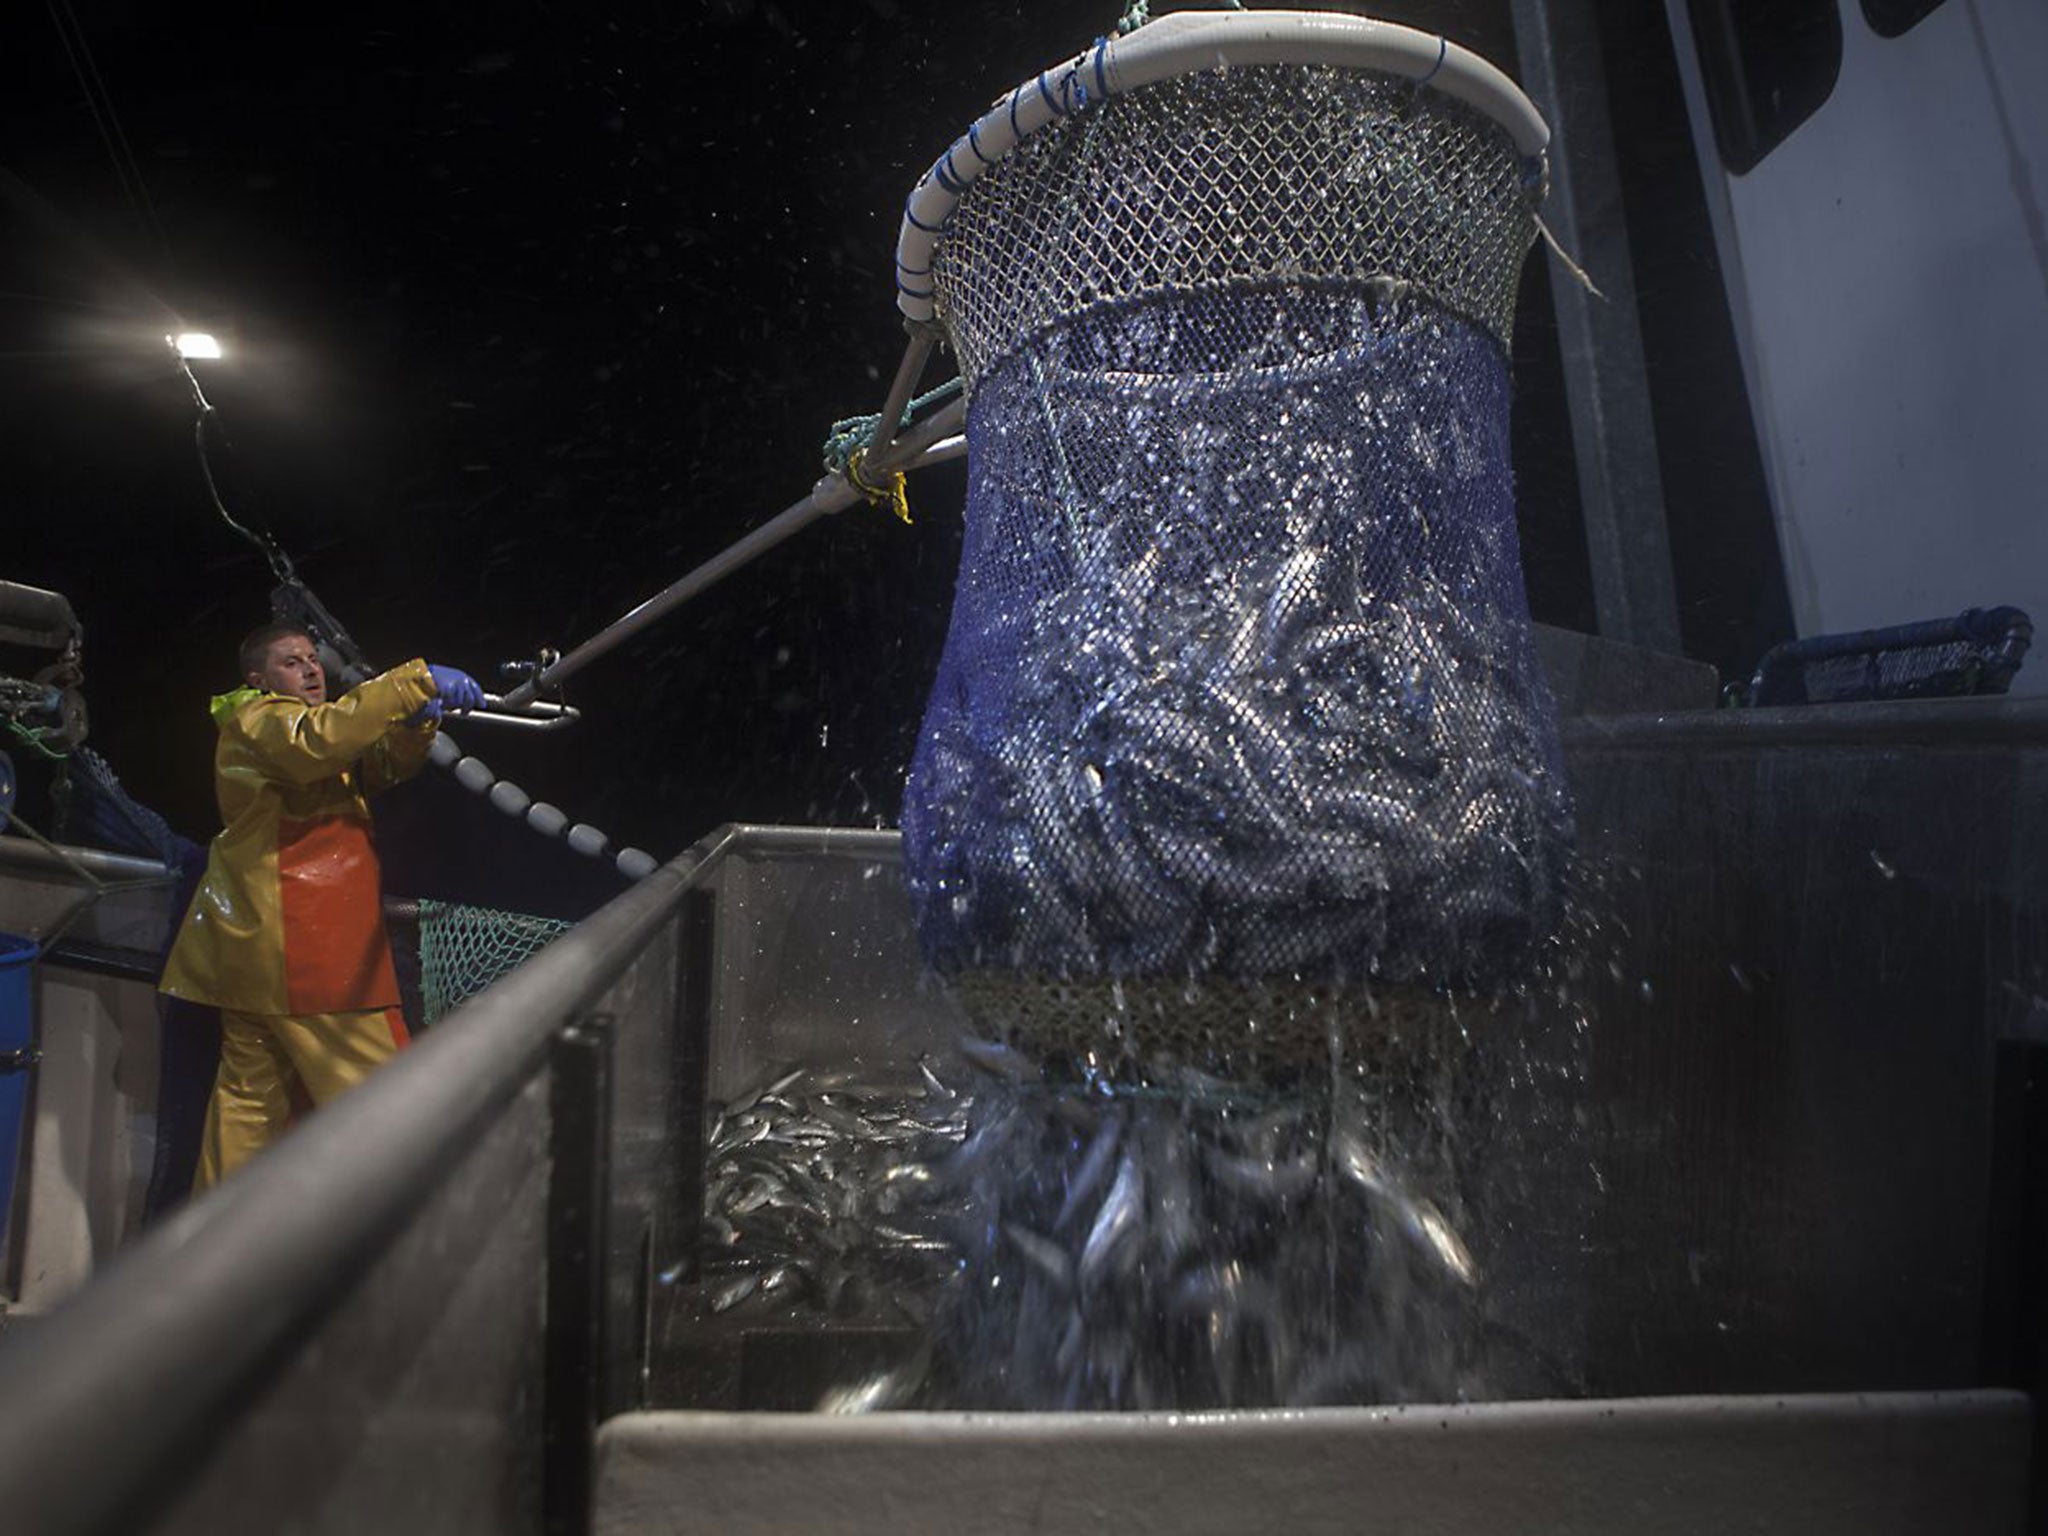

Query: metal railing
[0,826,843,1536]
[1559,693,2048,748]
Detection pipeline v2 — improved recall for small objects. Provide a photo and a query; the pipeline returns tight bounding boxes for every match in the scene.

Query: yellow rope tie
[846,449,913,526]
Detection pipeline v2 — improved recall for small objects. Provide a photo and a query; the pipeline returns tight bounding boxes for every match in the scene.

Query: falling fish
[1078,1150,1144,1288]
[853,1012,1496,1414]
[1331,1123,1478,1287]
[1200,1144,1319,1203]
[1004,1223,1074,1290]
[1054,1113,1123,1231]
[815,1338,934,1416]
[956,1033,1040,1084]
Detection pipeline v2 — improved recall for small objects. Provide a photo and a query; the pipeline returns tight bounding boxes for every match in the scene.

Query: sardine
[709,1273,759,1314]
[816,1358,923,1415]
[1004,1223,1073,1290]
[1201,1144,1318,1202]
[723,1068,806,1119]
[1332,1124,1477,1286]
[1079,1151,1144,1287]
[957,1033,1039,1084]
[1406,1200,1478,1288]
[1054,1112,1123,1232]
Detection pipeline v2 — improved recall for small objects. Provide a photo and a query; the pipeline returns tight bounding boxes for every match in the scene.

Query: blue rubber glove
[407,664,485,725]
[428,664,486,712]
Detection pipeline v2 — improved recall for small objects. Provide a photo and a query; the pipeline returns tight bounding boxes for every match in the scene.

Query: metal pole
[881,396,966,466]
[499,425,967,709]
[862,332,937,465]
[544,1015,613,1536]
[1510,0,1684,655]
[621,884,719,1414]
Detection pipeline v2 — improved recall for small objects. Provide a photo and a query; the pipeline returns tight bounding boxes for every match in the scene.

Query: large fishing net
[901,64,1572,1053]
[687,43,1589,1414]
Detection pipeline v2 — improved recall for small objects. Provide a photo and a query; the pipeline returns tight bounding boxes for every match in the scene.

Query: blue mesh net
[902,280,1571,996]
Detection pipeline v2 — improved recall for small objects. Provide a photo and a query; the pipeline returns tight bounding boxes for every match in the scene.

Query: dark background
[0,0,1778,916]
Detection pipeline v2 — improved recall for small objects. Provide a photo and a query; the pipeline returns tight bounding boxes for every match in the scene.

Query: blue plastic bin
[0,932,37,1257]
[1746,606,2032,705]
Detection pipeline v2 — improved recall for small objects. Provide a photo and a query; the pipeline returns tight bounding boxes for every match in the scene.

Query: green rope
[5,717,68,762]
[820,376,964,476]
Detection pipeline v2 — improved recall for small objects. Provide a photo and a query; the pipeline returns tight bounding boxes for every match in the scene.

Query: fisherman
[158,624,484,1189]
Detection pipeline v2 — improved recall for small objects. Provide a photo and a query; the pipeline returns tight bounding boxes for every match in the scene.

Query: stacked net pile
[900,64,1572,1043]
[416,899,572,1024]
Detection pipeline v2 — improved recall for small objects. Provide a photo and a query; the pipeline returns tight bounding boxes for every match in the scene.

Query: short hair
[239,623,314,678]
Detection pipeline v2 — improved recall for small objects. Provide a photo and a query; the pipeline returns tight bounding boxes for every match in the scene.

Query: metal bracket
[544,1013,614,1536]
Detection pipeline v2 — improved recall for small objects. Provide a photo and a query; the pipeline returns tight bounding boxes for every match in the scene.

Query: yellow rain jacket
[159,659,438,1015]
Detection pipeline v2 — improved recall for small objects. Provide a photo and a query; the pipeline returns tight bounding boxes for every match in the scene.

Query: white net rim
[894,10,1550,325]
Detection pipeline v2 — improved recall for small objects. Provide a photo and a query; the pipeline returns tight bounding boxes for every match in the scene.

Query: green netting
[416,898,573,1025]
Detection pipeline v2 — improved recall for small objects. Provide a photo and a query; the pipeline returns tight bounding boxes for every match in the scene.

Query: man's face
[250,635,326,705]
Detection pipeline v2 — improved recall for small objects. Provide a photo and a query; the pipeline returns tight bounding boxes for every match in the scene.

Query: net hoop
[894,9,1550,325]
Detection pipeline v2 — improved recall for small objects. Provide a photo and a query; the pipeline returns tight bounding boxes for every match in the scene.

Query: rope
[1535,213,1605,299]
[821,375,963,526]
[821,376,963,475]
[5,716,68,762]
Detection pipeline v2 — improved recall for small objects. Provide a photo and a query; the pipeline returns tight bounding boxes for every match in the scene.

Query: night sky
[1,1,1775,918]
